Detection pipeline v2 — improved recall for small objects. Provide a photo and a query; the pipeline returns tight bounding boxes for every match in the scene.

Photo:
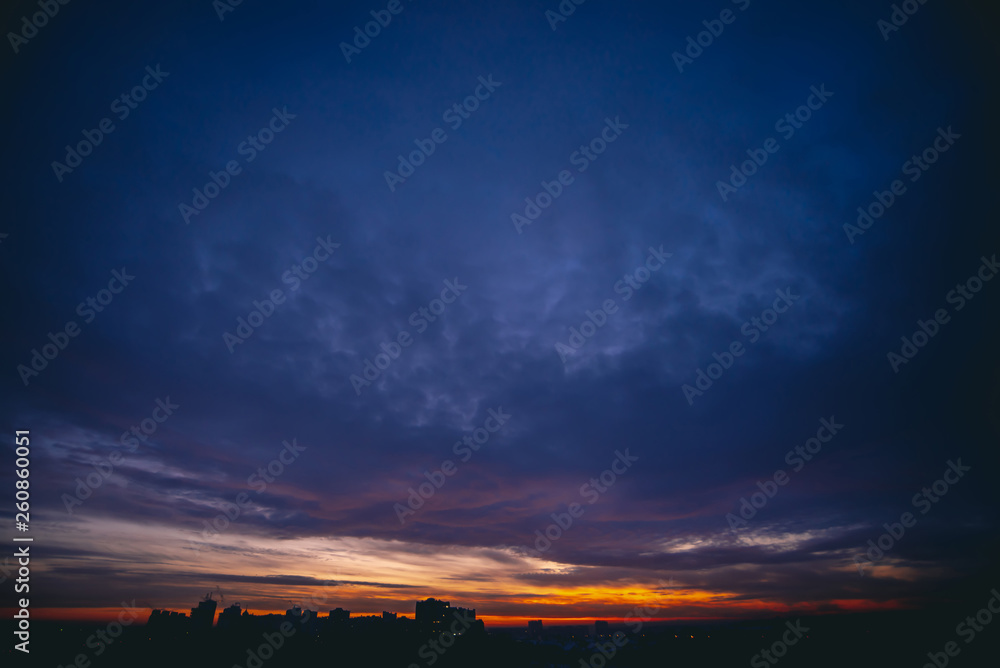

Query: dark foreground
[6,596,1000,668]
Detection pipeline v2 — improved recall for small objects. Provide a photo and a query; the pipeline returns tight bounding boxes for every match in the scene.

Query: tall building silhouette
[190,594,218,631]
[416,598,450,634]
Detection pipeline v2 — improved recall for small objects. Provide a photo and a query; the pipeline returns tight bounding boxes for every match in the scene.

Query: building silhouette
[216,602,244,629]
[454,606,476,621]
[146,594,482,644]
[595,620,610,636]
[146,608,188,635]
[189,594,217,631]
[415,597,450,634]
[528,619,543,638]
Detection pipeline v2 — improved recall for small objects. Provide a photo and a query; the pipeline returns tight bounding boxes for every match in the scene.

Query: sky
[1,0,998,626]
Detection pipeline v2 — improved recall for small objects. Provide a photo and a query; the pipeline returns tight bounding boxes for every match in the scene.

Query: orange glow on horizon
[9,596,911,628]
[16,516,925,633]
